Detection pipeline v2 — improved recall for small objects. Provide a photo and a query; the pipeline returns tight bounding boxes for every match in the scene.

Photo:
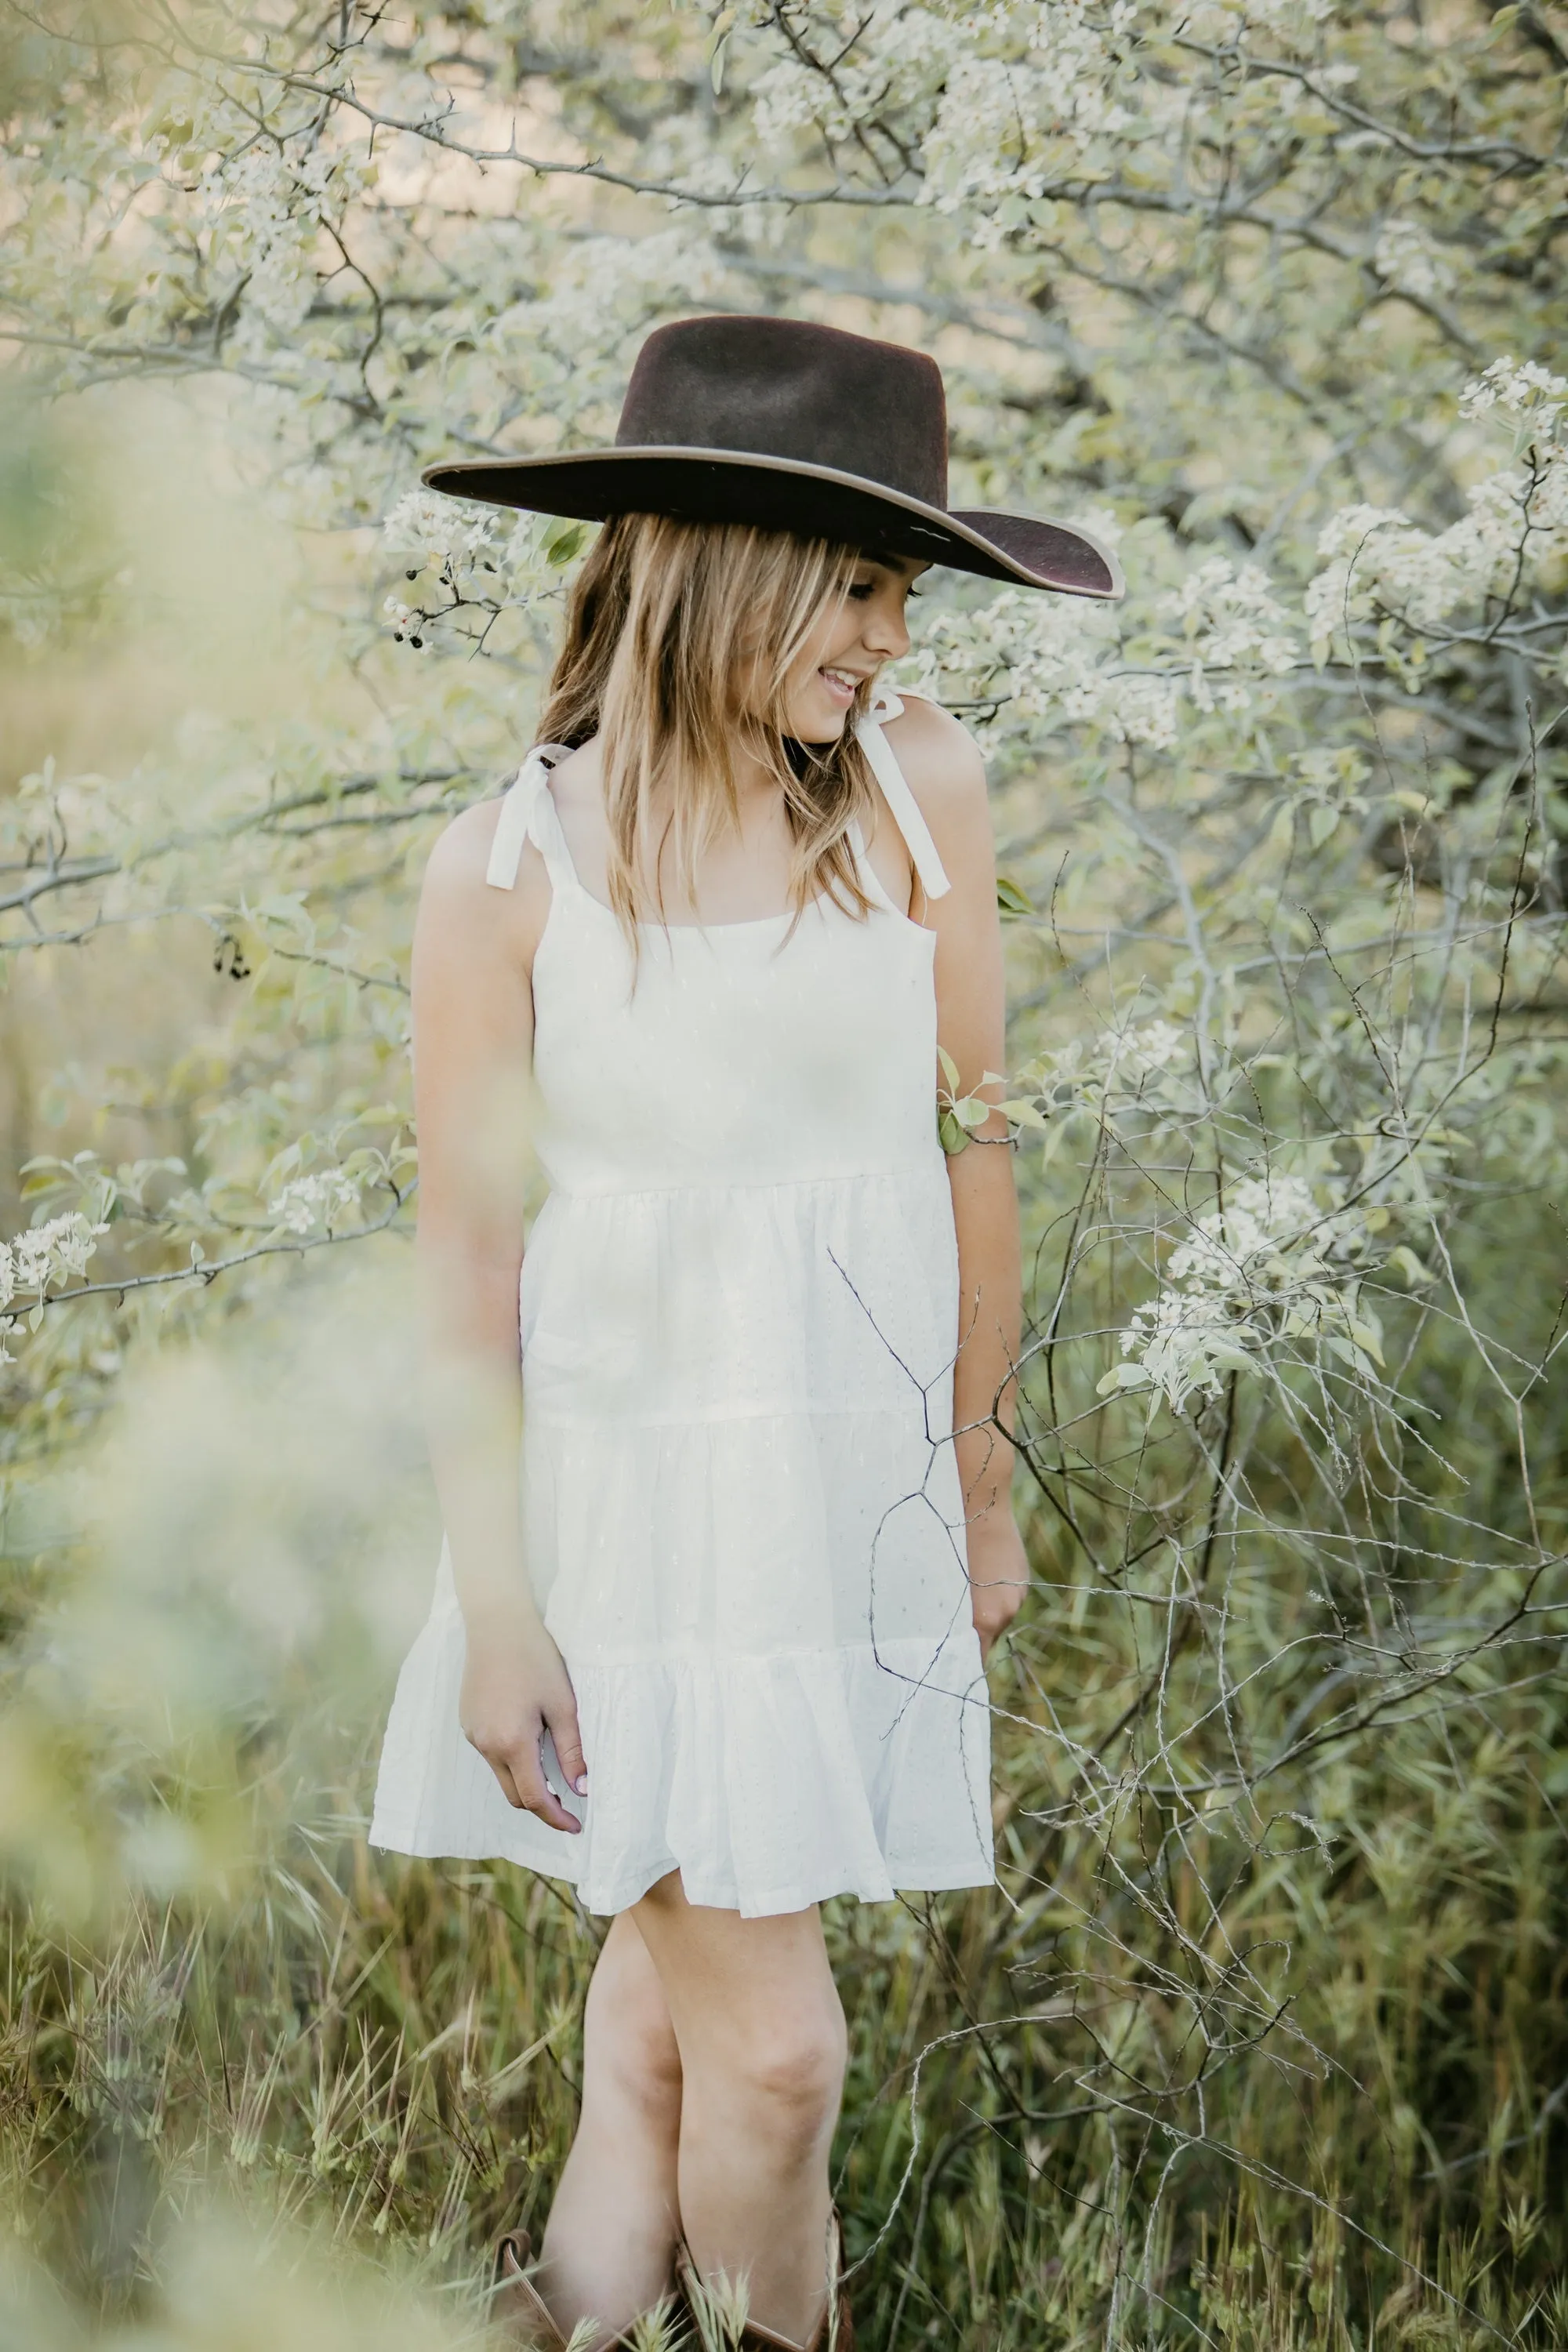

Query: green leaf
[937,1108,971,1156]
[996,873,1036,918]
[544,521,589,568]
[937,1046,960,1093]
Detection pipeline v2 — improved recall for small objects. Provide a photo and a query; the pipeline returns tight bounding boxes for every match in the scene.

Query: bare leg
[633,1871,847,2348]
[537,1909,684,2345]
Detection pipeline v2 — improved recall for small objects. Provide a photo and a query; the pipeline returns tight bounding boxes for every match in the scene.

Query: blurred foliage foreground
[2,0,1568,2345]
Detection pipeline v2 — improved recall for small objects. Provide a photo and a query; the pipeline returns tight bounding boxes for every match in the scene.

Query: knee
[722,1997,847,2154]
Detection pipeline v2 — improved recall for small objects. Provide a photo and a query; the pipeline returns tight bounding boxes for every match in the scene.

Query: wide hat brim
[420,445,1124,601]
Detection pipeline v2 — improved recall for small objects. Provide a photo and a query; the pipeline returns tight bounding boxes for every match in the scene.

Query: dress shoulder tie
[485,744,577,892]
[488,707,950,905]
[853,688,951,903]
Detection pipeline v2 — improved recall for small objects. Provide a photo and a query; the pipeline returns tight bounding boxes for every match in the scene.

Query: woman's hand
[967,1517,1028,1664]
[459,1604,589,1834]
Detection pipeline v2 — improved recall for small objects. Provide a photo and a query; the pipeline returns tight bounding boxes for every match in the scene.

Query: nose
[862,589,910,662]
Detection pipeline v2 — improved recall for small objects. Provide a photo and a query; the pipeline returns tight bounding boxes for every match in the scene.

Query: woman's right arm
[412,805,587,1834]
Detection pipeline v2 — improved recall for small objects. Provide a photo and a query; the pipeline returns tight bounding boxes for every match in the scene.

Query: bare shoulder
[880,692,991,857]
[417,792,550,967]
[422,797,500,892]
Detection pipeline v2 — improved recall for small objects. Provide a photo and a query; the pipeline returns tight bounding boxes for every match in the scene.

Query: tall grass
[0,1146,1562,2347]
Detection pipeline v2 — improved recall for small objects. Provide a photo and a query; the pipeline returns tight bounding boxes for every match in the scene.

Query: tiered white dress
[369,688,994,1918]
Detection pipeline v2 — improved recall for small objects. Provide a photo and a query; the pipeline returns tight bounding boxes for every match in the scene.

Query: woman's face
[778,554,929,744]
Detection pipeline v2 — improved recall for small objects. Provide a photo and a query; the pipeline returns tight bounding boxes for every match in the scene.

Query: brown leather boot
[676,2207,854,2351]
[492,2232,688,2350]
[492,2233,569,2350]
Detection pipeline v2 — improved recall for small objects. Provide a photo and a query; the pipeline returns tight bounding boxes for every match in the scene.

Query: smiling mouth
[818,666,865,700]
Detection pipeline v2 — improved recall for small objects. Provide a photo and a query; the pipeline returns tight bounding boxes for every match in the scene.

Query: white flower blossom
[1111,1177,1378,1412]
[268,1170,362,1234]
[913,2,1165,231]
[1305,358,1568,656]
[382,490,585,646]
[9,1212,108,1297]
[915,582,1180,750]
[1105,1021,1189,1083]
[383,488,502,572]
[199,136,372,353]
[1458,355,1568,422]
[1113,1287,1261,1415]
[1007,1022,1196,1139]
[753,5,956,153]
[495,230,739,359]
[1165,1175,1333,1294]
[1373,219,1453,302]
[1163,557,1299,688]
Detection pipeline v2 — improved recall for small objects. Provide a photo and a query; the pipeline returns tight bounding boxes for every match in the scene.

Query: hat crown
[615,316,949,513]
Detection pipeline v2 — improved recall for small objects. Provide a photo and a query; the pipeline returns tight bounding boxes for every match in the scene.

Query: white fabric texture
[369,688,996,1916]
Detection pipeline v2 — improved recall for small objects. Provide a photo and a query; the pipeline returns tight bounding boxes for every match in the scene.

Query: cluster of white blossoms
[383,489,505,574]
[751,0,1338,205]
[1038,1019,1192,1099]
[1105,1175,1381,1414]
[910,554,1181,753]
[382,492,581,646]
[1004,1022,1200,1149]
[1162,557,1299,711]
[1103,1019,1189,1087]
[0,1212,109,1357]
[901,347,1568,748]
[201,139,371,349]
[1305,358,1568,659]
[752,5,957,152]
[920,2,1147,231]
[1458,354,1568,421]
[1372,219,1454,303]
[1,1212,108,1304]
[267,1171,363,1236]
[886,349,1568,754]
[495,230,740,364]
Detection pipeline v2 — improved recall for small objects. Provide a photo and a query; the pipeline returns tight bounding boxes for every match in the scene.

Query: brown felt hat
[423,314,1124,600]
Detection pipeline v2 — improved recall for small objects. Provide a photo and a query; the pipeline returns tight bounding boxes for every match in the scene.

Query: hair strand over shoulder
[537,514,880,946]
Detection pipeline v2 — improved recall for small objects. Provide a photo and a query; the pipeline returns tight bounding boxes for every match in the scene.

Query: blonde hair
[537,513,878,942]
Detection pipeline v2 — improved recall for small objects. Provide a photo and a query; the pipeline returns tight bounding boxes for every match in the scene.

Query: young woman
[370,317,1122,2350]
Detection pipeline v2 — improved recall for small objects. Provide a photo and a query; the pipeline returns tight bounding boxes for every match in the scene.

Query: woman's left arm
[885,699,1028,1664]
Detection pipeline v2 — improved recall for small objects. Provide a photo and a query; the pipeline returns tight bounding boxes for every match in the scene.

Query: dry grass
[0,1189,1562,2348]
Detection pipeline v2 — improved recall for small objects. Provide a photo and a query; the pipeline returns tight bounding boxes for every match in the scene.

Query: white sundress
[369,687,995,1918]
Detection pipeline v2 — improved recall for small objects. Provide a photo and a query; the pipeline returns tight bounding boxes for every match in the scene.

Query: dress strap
[485,744,576,892]
[853,687,951,903]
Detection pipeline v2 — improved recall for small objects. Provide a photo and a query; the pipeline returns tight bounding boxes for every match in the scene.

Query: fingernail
[572,1773,588,1796]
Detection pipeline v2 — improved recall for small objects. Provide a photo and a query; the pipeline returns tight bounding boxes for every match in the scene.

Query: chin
[789,701,850,745]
